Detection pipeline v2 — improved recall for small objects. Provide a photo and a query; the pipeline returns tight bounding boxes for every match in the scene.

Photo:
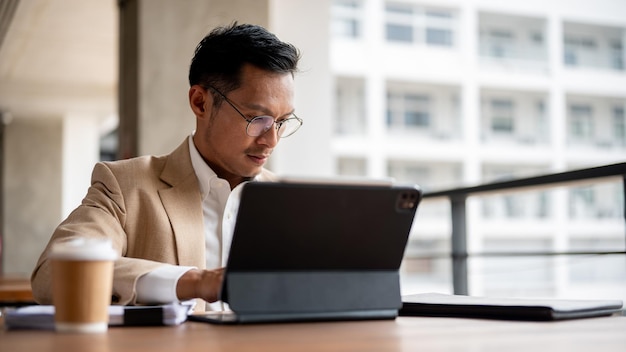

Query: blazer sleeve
[31,162,171,306]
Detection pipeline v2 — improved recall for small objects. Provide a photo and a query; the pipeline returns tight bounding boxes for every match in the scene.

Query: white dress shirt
[135,135,250,310]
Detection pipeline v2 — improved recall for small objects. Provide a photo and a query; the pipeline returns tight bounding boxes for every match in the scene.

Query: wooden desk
[1,314,625,351]
[0,275,35,305]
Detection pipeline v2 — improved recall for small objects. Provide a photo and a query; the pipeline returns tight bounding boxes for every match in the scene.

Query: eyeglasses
[207,86,303,138]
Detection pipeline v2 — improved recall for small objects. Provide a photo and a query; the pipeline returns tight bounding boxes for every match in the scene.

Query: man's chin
[242,167,263,180]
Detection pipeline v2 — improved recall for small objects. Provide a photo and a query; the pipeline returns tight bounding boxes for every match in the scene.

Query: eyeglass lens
[247,116,300,138]
[206,85,302,138]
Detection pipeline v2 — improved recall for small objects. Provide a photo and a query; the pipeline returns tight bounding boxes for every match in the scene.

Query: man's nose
[256,125,279,147]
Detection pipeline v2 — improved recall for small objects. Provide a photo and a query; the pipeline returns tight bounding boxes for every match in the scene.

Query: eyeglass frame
[205,85,303,138]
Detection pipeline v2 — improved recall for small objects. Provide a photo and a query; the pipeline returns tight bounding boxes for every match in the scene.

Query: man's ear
[189,85,210,118]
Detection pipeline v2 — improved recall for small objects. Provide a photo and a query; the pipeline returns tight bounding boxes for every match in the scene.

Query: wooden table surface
[1,312,625,352]
[0,275,34,305]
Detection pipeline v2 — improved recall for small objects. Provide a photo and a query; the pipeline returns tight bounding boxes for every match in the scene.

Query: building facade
[329,0,626,300]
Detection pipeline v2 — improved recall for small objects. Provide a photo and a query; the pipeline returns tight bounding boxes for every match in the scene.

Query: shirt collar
[188,134,218,199]
[188,133,263,197]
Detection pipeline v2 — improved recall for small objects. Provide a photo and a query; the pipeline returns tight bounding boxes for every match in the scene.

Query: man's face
[190,64,295,188]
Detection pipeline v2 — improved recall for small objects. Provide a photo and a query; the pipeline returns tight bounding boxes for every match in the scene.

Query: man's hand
[176,268,225,302]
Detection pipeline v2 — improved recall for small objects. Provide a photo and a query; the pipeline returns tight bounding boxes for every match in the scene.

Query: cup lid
[50,237,118,261]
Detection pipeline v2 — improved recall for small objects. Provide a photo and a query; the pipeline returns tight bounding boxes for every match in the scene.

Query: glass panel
[385,3,414,43]
[477,239,555,297]
[569,183,624,219]
[490,99,514,133]
[337,157,367,176]
[404,95,430,127]
[335,77,366,135]
[333,19,360,38]
[613,106,625,144]
[487,30,513,58]
[482,191,550,219]
[386,3,413,15]
[563,34,603,68]
[405,111,429,126]
[386,91,432,129]
[401,257,453,295]
[387,162,429,184]
[386,24,413,42]
[386,92,398,127]
[568,240,626,282]
[471,256,556,297]
[426,28,452,46]
[425,10,452,19]
[569,104,594,140]
[535,100,549,144]
[610,40,624,70]
[331,0,363,38]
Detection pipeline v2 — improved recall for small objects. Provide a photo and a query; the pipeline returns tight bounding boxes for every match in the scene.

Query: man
[31,23,302,310]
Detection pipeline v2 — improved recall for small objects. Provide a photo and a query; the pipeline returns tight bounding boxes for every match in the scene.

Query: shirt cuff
[136,265,196,304]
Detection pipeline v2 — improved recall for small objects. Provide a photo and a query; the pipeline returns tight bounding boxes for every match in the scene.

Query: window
[610,40,624,70]
[335,77,366,135]
[99,129,118,161]
[486,30,514,58]
[482,191,550,219]
[387,23,413,42]
[387,92,431,130]
[387,161,429,184]
[337,157,367,176]
[331,0,364,39]
[530,32,543,45]
[385,3,455,47]
[478,13,547,65]
[564,36,597,67]
[569,104,593,140]
[535,101,548,143]
[424,10,453,46]
[569,187,594,218]
[569,182,624,219]
[490,99,514,133]
[385,3,413,42]
[613,106,625,145]
[426,28,452,46]
[404,95,430,127]
[425,10,452,19]
[564,22,626,71]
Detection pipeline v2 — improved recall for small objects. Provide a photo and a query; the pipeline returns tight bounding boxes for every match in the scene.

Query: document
[3,301,195,330]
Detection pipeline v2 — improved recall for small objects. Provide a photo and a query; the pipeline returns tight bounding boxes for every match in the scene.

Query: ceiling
[0,0,117,121]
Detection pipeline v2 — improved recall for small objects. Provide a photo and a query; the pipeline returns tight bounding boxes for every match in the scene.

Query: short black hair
[188,22,300,94]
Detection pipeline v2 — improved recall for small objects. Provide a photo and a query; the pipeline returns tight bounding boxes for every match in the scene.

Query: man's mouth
[247,154,269,165]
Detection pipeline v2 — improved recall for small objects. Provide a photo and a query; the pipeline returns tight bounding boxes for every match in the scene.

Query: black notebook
[400,293,623,321]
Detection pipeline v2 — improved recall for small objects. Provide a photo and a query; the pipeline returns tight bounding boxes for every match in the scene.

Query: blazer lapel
[158,140,206,269]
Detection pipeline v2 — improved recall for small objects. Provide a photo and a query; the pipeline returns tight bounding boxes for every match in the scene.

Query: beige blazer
[31,138,276,309]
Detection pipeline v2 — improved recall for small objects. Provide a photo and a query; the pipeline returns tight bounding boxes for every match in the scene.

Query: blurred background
[1,0,625,301]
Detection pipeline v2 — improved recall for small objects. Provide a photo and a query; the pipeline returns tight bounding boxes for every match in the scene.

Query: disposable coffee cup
[50,237,118,333]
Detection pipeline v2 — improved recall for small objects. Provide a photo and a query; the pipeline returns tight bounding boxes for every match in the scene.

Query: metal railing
[421,162,626,295]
